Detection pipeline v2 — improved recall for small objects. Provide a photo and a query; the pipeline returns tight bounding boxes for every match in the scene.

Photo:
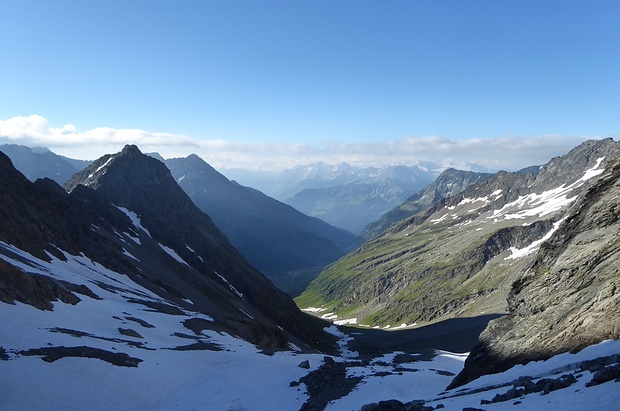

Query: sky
[0,0,619,172]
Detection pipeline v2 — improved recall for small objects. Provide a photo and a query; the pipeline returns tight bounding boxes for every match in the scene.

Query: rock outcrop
[449,154,620,388]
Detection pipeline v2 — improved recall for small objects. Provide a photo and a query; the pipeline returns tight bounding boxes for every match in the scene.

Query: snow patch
[158,243,191,268]
[505,219,565,260]
[115,206,152,238]
[214,271,244,299]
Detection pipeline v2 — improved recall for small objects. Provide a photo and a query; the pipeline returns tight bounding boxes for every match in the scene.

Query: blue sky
[1,0,619,171]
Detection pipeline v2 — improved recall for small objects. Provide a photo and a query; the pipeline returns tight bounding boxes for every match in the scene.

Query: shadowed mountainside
[165,154,361,296]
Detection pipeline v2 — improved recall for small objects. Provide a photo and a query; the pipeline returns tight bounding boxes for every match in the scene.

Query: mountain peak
[61,146,332,351]
[120,144,142,156]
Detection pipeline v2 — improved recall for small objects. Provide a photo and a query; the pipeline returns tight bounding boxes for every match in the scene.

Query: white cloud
[0,114,601,172]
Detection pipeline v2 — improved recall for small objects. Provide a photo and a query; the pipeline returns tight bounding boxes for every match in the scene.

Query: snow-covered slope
[1,252,618,411]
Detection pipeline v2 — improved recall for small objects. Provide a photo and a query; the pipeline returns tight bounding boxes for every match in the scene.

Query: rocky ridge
[361,168,493,240]
[449,153,620,388]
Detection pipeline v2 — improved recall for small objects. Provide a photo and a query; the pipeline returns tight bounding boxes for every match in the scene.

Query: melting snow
[431,213,449,224]
[302,307,327,313]
[116,206,152,238]
[1,239,619,410]
[490,158,606,222]
[87,157,114,179]
[580,156,606,181]
[214,271,244,299]
[158,243,191,268]
[505,219,566,260]
[334,318,358,326]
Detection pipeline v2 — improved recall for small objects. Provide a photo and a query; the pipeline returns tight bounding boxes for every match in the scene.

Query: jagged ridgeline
[296,138,620,328]
[1,145,335,352]
[361,168,494,240]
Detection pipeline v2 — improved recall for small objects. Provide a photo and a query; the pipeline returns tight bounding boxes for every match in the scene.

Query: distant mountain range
[0,144,91,184]
[281,163,437,234]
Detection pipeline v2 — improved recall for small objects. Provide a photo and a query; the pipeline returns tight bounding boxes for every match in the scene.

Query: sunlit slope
[297,139,620,327]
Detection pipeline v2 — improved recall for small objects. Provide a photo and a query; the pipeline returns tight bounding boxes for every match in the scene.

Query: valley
[1,139,619,410]
[296,139,620,329]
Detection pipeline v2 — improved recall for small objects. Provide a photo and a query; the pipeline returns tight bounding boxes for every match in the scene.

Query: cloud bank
[0,114,601,173]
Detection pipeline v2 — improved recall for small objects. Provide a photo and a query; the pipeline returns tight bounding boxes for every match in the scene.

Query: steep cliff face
[450,155,620,388]
[297,139,620,328]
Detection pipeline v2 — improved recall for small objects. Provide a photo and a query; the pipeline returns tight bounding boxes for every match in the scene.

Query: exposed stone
[450,155,620,388]
[118,328,143,339]
[296,359,363,411]
[19,346,142,367]
[587,364,620,387]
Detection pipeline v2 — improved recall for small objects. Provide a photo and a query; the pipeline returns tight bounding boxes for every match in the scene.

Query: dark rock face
[165,154,361,295]
[19,346,142,367]
[362,169,493,240]
[0,148,334,352]
[0,259,92,310]
[295,357,363,411]
[449,154,620,388]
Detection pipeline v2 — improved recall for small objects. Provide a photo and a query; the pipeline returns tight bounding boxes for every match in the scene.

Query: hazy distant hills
[0,144,91,184]
[164,154,361,296]
[281,164,437,234]
[297,138,620,330]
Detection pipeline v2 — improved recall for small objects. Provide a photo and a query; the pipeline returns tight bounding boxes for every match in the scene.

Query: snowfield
[1,241,619,411]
